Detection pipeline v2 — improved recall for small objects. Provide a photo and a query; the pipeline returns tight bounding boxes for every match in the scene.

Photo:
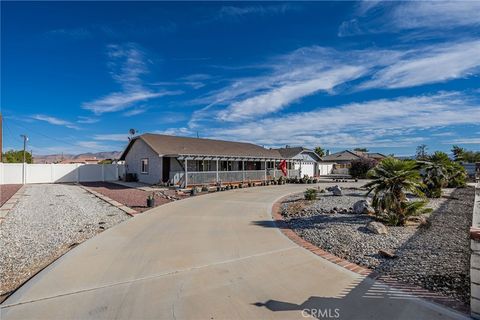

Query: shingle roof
[321,150,361,162]
[275,147,306,158]
[274,146,322,161]
[119,133,282,160]
[321,150,386,162]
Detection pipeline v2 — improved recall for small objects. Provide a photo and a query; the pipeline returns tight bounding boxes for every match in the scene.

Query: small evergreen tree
[2,150,32,163]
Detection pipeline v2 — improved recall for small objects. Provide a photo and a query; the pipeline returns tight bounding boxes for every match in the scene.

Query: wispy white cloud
[122,106,149,116]
[192,40,480,124]
[217,66,365,121]
[93,134,130,142]
[77,116,100,124]
[360,40,480,89]
[82,43,181,114]
[201,92,480,148]
[192,46,401,123]
[31,114,79,130]
[445,137,480,145]
[216,4,297,20]
[339,1,480,36]
[389,1,480,30]
[45,27,91,39]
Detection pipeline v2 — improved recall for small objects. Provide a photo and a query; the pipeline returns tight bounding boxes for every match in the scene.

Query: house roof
[321,150,361,162]
[275,146,306,158]
[119,133,283,160]
[274,146,322,161]
[321,150,386,162]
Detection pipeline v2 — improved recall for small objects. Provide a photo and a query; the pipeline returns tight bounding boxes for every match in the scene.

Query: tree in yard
[364,157,430,226]
[420,151,466,197]
[349,158,377,179]
[415,144,429,160]
[451,145,466,162]
[353,148,369,152]
[314,146,325,157]
[2,150,32,163]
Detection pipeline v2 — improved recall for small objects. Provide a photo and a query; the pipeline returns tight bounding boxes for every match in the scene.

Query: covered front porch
[168,155,301,187]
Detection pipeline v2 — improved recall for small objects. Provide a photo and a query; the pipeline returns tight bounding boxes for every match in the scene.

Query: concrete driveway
[0,183,469,320]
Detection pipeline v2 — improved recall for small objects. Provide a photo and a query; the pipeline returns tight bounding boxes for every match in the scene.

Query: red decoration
[278,160,287,176]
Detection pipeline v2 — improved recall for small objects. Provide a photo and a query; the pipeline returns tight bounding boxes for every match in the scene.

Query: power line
[7,119,112,153]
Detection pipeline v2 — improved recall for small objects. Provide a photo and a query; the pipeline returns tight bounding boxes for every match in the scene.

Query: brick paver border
[79,184,138,216]
[271,194,470,314]
[0,185,26,223]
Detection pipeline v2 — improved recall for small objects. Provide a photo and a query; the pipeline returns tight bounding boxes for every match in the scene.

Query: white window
[141,158,149,174]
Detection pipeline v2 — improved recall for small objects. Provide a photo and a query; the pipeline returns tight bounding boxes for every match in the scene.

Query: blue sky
[2,1,480,156]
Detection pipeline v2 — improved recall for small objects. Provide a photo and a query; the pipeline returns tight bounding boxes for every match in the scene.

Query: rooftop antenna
[128,128,137,141]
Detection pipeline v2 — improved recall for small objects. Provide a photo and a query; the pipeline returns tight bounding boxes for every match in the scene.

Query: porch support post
[264,159,267,181]
[185,159,188,188]
[273,160,276,179]
[287,160,289,178]
[216,159,219,183]
[242,160,245,182]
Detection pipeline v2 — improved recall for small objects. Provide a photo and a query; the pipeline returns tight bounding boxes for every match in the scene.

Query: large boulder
[366,221,388,235]
[327,185,342,196]
[353,200,374,215]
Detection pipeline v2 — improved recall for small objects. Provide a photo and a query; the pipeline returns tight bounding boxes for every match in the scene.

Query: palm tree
[364,157,429,226]
[421,151,466,196]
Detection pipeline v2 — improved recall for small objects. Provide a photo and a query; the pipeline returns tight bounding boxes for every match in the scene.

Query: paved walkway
[0,183,469,319]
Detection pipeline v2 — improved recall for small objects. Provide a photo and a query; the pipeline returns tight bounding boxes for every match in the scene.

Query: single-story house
[321,150,386,174]
[274,146,333,176]
[119,133,313,187]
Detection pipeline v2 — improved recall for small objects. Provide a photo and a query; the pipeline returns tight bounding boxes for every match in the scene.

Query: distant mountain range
[33,151,121,164]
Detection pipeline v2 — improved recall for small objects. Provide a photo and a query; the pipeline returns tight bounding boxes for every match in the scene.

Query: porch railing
[170,169,301,186]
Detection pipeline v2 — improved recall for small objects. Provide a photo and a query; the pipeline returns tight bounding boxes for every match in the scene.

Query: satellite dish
[129,129,136,136]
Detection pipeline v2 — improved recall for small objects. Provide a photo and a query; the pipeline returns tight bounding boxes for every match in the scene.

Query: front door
[162,157,170,182]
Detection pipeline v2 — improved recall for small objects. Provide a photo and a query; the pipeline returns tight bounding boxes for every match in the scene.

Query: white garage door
[302,163,315,177]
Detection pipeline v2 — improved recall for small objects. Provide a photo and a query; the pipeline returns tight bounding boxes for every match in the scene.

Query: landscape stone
[366,221,388,235]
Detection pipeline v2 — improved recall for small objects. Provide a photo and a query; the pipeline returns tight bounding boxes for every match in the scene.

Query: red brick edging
[271,197,372,276]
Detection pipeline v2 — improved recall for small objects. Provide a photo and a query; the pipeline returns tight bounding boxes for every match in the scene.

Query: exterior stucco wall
[124,139,162,184]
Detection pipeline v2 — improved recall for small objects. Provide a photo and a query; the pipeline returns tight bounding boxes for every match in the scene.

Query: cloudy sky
[2,1,480,155]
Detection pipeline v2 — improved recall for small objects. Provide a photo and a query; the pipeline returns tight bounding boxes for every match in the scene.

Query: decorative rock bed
[281,187,474,307]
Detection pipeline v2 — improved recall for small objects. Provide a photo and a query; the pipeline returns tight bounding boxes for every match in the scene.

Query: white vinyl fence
[0,163,125,184]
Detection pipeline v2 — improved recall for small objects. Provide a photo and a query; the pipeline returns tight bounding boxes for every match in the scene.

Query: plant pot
[147,198,155,207]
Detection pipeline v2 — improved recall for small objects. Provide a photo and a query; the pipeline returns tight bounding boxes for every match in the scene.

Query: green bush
[304,188,317,200]
[365,157,429,226]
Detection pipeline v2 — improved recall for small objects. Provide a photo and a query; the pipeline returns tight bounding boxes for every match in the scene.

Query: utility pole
[20,134,28,163]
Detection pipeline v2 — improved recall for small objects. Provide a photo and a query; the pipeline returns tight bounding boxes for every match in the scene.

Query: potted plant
[147,193,155,207]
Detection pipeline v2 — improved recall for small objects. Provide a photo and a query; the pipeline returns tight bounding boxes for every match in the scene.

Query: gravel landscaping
[0,184,130,297]
[281,186,474,307]
[80,182,176,212]
[0,184,22,207]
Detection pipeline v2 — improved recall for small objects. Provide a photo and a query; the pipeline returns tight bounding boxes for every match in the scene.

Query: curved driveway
[0,183,468,319]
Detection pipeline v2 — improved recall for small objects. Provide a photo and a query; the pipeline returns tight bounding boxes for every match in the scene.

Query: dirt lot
[80,182,180,212]
[0,184,22,207]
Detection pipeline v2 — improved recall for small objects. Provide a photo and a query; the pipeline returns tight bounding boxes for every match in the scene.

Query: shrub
[364,157,429,226]
[304,188,317,200]
[349,158,377,179]
[420,151,467,197]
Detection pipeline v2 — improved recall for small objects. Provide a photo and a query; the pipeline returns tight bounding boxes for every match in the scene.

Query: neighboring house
[119,133,307,186]
[321,150,386,174]
[274,146,332,177]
